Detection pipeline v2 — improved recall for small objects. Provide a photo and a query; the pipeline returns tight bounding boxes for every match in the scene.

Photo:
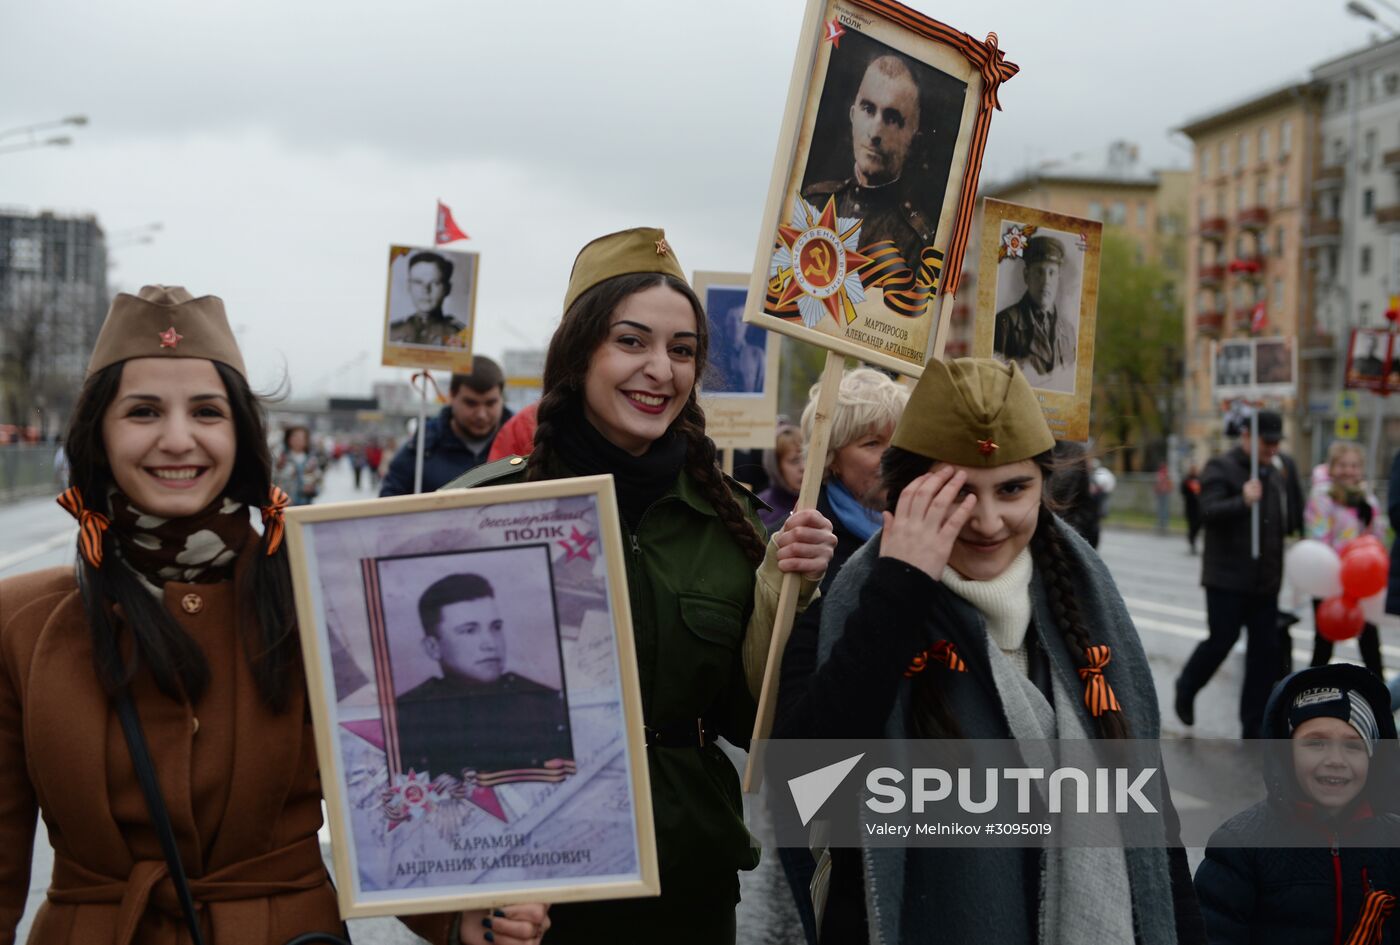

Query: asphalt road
[2,465,1388,942]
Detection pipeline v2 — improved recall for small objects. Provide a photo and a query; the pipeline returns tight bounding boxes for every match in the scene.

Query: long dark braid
[673,399,766,566]
[881,446,1130,739]
[525,270,766,565]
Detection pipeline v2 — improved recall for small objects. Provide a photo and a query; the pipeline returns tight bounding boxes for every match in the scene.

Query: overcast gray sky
[0,0,1385,396]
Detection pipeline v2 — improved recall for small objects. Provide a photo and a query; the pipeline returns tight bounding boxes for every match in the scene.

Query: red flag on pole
[435,200,470,245]
[1251,300,1268,333]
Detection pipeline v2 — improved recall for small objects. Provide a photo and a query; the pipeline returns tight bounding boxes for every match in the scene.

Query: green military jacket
[447,455,765,904]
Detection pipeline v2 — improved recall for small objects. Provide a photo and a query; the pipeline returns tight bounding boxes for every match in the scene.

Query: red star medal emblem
[655,237,670,256]
[158,326,183,349]
[977,438,999,456]
[823,18,846,47]
[772,196,873,327]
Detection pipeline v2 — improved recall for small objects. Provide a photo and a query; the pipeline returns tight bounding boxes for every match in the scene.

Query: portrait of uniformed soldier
[993,234,1078,393]
[1255,340,1293,385]
[394,572,572,780]
[1216,342,1251,388]
[707,289,766,394]
[1352,331,1385,379]
[387,251,469,347]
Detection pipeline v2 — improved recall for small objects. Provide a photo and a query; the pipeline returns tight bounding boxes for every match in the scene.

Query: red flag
[1251,300,1267,333]
[435,200,469,245]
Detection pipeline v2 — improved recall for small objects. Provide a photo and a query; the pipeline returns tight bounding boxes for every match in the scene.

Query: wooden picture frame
[284,476,657,917]
[1212,337,1299,402]
[381,244,481,373]
[695,270,783,450]
[743,0,1017,377]
[1346,327,1392,393]
[972,198,1102,442]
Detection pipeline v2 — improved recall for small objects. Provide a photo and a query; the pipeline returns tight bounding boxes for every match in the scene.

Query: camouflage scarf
[108,492,249,588]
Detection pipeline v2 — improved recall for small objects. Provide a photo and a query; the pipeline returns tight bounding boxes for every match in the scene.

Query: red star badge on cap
[655,236,671,257]
[977,438,999,456]
[158,326,183,349]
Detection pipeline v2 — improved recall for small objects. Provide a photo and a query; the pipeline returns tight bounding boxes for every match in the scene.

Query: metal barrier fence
[0,445,61,503]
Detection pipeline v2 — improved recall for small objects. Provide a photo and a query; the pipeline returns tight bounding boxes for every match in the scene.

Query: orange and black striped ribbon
[905,640,967,677]
[860,242,945,318]
[763,271,799,318]
[56,487,110,568]
[261,486,290,556]
[1077,644,1122,717]
[1345,889,1396,945]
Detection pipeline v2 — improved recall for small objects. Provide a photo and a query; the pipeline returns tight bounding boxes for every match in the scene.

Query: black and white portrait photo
[1215,340,1253,391]
[383,245,479,352]
[704,285,767,395]
[1254,337,1295,388]
[376,545,572,785]
[798,28,968,271]
[991,227,1084,394]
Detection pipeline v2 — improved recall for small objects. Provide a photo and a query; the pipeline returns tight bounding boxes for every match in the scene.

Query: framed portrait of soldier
[1253,336,1297,398]
[695,271,782,449]
[972,199,1102,441]
[381,244,480,374]
[284,476,657,917]
[744,0,1018,377]
[1211,339,1255,400]
[1345,327,1391,393]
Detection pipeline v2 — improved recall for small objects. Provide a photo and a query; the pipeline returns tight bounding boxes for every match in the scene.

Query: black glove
[1357,500,1374,528]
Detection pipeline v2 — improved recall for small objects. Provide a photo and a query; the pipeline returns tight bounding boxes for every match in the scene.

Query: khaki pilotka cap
[892,358,1055,467]
[561,227,688,313]
[86,285,248,379]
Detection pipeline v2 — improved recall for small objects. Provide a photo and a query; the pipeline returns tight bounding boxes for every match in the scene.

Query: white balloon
[1361,590,1388,624]
[1285,540,1343,598]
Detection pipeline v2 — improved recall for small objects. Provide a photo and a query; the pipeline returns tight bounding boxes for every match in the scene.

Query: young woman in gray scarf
[782,358,1204,944]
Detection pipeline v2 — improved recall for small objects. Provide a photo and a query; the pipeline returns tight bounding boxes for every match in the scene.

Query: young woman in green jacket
[452,227,836,943]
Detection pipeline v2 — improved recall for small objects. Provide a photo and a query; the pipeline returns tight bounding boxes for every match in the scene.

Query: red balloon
[1343,534,1384,558]
[1316,595,1366,642]
[1340,546,1389,600]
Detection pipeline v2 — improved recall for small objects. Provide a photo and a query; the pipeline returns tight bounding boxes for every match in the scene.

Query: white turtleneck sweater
[939,547,1034,676]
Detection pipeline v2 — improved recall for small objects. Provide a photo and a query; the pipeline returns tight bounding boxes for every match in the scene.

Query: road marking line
[1128,613,1383,665]
[1122,596,1206,622]
[0,529,74,574]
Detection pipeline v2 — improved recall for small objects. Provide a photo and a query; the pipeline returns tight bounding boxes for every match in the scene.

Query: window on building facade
[1200,148,1209,179]
[1197,196,1206,221]
[1281,119,1293,156]
[1362,244,1373,274]
[1137,201,1146,227]
[1361,301,1372,325]
[1275,225,1285,256]
[1109,202,1126,225]
[1365,189,1375,216]
[1255,178,1267,206]
[1388,72,1400,95]
[8,237,40,271]
[1365,129,1377,164]
[1333,138,1347,165]
[1240,134,1250,167]
[1217,190,1226,215]
[1277,172,1288,207]
[1219,141,1227,171]
[1088,200,1103,220]
[1337,81,1348,110]
[1259,127,1270,161]
[1273,278,1284,307]
[1237,183,1247,211]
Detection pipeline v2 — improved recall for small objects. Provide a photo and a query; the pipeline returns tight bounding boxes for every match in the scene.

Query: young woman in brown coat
[0,286,547,945]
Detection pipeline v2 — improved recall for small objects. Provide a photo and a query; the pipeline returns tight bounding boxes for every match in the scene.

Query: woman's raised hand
[774,508,838,576]
[878,467,975,580]
[458,904,550,944]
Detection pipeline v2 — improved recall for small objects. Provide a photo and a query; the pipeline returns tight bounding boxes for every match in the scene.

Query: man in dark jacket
[1194,664,1400,945]
[379,355,512,496]
[1175,410,1290,738]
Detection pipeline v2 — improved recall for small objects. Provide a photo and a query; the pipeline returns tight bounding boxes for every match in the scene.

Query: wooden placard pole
[413,372,430,495]
[722,449,735,478]
[743,350,846,791]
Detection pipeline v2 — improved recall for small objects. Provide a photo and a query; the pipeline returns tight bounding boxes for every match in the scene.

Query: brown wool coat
[0,551,454,945]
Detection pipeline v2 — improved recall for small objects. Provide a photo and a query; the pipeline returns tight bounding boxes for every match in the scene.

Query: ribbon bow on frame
[971,32,1019,113]
[261,487,290,556]
[56,487,111,568]
[1077,644,1122,717]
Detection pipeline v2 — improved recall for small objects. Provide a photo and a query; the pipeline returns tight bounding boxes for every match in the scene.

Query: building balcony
[1195,311,1224,338]
[1228,257,1264,281]
[1237,206,1270,231]
[1198,263,1226,287]
[1231,306,1259,333]
[1385,148,1400,172]
[1313,165,1345,190]
[1199,216,1228,241]
[1377,205,1400,228]
[1306,217,1342,246]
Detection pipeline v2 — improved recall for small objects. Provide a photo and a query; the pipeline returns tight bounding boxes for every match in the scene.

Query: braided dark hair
[880,446,1130,739]
[62,361,301,711]
[527,271,765,566]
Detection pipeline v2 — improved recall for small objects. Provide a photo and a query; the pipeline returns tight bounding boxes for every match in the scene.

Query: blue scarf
[825,478,882,542]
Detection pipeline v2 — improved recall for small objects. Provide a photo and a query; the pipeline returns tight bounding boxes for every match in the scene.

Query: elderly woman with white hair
[799,367,910,585]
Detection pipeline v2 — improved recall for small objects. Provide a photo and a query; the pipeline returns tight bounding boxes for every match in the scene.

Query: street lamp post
[1346,0,1400,35]
[0,115,87,158]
